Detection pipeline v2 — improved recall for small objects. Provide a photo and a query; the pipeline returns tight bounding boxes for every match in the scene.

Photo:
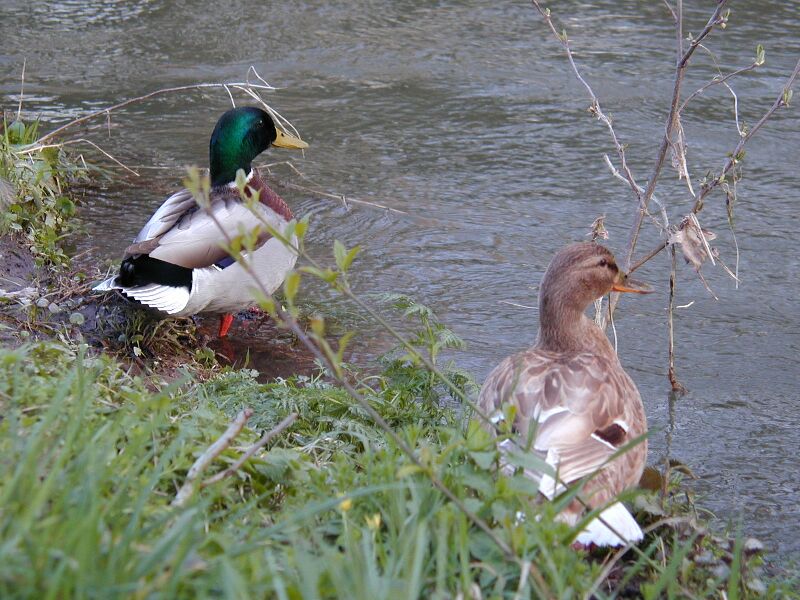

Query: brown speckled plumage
[478,242,648,545]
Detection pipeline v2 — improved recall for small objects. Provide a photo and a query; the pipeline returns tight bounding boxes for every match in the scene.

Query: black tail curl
[117,255,193,290]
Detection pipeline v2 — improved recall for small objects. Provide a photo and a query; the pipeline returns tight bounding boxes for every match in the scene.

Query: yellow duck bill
[273,128,309,149]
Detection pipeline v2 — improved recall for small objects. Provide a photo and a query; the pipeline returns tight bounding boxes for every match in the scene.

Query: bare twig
[662,0,677,23]
[691,42,761,138]
[621,0,730,274]
[603,155,669,232]
[692,57,800,213]
[16,59,25,120]
[624,56,800,274]
[675,0,683,61]
[202,413,298,487]
[37,79,279,144]
[530,1,642,204]
[667,247,686,392]
[499,300,537,310]
[277,180,409,216]
[679,60,760,115]
[628,240,668,275]
[19,138,140,176]
[172,408,254,507]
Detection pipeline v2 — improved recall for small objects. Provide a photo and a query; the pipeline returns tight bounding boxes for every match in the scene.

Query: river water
[2,0,798,561]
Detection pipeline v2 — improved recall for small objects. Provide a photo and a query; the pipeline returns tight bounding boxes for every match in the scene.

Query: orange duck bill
[611,273,653,294]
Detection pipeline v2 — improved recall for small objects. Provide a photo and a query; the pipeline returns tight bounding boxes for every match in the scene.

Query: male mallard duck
[478,242,650,546]
[95,106,308,337]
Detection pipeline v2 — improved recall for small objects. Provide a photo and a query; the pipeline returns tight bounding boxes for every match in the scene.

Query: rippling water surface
[2,0,799,560]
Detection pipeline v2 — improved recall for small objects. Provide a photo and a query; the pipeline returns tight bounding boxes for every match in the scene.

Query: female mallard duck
[478,242,651,547]
[95,106,308,337]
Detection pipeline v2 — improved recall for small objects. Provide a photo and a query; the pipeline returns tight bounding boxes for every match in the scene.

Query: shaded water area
[2,0,799,561]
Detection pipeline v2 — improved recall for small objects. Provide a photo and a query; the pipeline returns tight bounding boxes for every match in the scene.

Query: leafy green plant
[0,115,88,265]
[378,293,473,403]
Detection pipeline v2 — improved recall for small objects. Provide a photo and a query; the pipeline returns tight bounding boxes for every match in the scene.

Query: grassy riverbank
[0,115,796,598]
[1,342,794,598]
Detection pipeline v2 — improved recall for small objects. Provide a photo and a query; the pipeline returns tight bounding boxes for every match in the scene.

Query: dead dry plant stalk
[172,408,253,507]
[529,1,642,204]
[667,247,686,393]
[36,68,300,145]
[202,412,298,487]
[620,0,731,271]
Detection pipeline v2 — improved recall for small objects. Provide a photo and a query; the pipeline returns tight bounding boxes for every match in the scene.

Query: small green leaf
[310,315,325,338]
[336,331,355,363]
[295,215,309,240]
[342,245,360,271]
[40,146,60,167]
[55,197,75,216]
[299,265,339,284]
[234,168,251,197]
[7,120,25,144]
[183,166,211,208]
[755,44,765,66]
[469,450,497,470]
[281,220,297,244]
[333,240,347,271]
[465,419,493,451]
[504,448,555,478]
[397,464,423,478]
[283,271,300,304]
[249,288,277,318]
[505,475,539,496]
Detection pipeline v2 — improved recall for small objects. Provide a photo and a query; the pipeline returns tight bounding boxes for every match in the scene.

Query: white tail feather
[93,276,118,292]
[123,284,190,314]
[575,502,643,547]
[93,278,190,315]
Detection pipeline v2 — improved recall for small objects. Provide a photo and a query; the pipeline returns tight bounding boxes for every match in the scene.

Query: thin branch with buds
[530,1,642,204]
[691,57,800,214]
[530,1,800,395]
[621,0,731,273]
[187,178,531,573]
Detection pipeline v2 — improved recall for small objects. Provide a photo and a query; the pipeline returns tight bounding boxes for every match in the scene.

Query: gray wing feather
[132,189,197,244]
[124,190,271,270]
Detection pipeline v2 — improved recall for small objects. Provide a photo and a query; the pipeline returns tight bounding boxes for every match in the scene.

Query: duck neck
[210,155,252,187]
[536,295,613,356]
[246,170,293,221]
[216,169,293,222]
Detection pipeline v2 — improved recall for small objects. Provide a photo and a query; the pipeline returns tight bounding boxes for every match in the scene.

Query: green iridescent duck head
[209,106,307,187]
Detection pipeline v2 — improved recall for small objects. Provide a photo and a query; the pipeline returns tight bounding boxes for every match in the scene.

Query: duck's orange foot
[219,313,235,337]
